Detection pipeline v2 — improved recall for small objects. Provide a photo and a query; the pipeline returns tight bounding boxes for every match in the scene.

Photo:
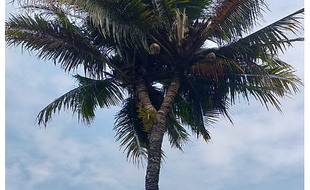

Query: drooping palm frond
[187,43,302,125]
[165,112,190,150]
[208,55,302,112]
[114,104,184,165]
[262,57,301,94]
[5,10,120,78]
[114,85,190,164]
[114,97,149,166]
[173,76,232,142]
[37,75,125,126]
[241,58,302,111]
[173,95,213,142]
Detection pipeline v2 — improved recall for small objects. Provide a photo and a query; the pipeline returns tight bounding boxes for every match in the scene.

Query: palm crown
[6,0,303,189]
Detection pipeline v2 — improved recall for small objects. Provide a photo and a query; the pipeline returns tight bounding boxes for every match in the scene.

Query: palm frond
[187,3,303,62]
[72,0,157,49]
[173,77,232,142]
[210,56,303,112]
[176,0,213,20]
[207,0,268,43]
[11,0,158,51]
[264,58,302,94]
[165,112,190,150]
[193,8,304,83]
[5,11,118,78]
[182,0,268,62]
[232,8,304,56]
[114,97,149,166]
[37,75,125,126]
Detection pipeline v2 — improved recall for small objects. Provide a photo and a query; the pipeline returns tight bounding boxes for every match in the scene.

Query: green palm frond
[212,56,303,112]
[180,0,267,63]
[190,8,303,85]
[114,94,182,165]
[174,95,213,142]
[263,58,302,94]
[113,87,158,163]
[214,8,304,59]
[232,8,304,56]
[114,83,193,162]
[166,112,190,150]
[5,12,115,78]
[37,75,125,126]
[188,2,303,62]
[150,0,212,21]
[70,0,156,49]
[9,0,158,59]
[114,97,149,166]
[176,0,212,20]
[173,77,232,142]
[207,0,268,43]
[178,49,302,139]
[242,58,302,109]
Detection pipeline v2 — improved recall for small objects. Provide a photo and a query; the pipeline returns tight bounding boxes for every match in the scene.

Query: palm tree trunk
[145,116,166,190]
[144,76,180,190]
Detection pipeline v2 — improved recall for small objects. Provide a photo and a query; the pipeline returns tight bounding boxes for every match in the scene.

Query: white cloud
[6,121,146,190]
[158,90,303,190]
[26,162,53,187]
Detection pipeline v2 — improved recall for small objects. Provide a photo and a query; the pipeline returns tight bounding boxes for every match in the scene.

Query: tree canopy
[6,0,304,189]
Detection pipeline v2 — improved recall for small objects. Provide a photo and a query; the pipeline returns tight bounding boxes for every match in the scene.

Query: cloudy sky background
[5,1,306,190]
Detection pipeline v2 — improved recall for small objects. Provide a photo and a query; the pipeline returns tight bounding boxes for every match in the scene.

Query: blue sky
[5,1,306,190]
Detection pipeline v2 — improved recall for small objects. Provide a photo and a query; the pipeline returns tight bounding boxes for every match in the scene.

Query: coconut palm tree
[5,0,304,190]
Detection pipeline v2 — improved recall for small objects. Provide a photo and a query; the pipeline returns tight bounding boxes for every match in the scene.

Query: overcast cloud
[5,1,305,190]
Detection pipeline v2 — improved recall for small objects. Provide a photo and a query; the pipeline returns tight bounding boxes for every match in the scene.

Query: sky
[4,1,307,190]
